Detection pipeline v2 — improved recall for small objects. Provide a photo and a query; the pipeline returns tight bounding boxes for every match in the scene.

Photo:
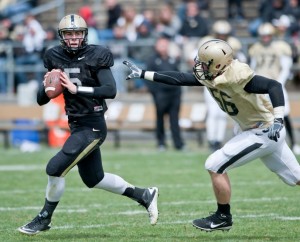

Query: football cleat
[18,214,51,235]
[139,187,159,225]
[192,212,233,232]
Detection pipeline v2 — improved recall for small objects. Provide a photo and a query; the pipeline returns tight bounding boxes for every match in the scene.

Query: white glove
[123,60,144,80]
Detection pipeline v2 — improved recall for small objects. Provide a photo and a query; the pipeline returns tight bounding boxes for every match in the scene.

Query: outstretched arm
[123,60,203,86]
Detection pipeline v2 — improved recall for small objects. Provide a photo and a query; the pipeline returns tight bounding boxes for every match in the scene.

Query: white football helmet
[258,22,275,36]
[58,14,88,53]
[213,20,232,36]
[193,39,233,80]
[258,23,275,46]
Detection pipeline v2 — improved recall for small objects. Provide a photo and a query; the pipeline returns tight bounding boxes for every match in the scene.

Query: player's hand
[60,72,77,94]
[268,118,284,142]
[123,60,143,80]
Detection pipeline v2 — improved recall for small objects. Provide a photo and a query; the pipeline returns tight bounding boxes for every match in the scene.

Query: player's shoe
[139,187,159,225]
[192,212,233,232]
[18,214,51,235]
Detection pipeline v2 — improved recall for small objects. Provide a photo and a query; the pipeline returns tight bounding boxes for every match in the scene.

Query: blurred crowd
[1,0,300,94]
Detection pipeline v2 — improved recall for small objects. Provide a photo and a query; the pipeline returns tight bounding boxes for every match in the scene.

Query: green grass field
[1,141,300,242]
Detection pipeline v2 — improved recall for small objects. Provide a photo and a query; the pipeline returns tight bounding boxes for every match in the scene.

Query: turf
[0,140,299,242]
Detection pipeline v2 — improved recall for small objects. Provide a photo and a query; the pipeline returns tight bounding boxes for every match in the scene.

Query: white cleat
[139,187,159,225]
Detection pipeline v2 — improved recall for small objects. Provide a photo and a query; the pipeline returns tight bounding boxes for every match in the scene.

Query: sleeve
[150,71,203,86]
[36,82,50,106]
[77,67,116,99]
[244,75,284,108]
[43,49,53,71]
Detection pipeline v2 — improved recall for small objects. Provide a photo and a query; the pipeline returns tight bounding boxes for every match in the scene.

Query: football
[45,69,64,99]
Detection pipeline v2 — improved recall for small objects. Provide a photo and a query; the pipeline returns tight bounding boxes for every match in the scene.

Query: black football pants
[46,115,107,188]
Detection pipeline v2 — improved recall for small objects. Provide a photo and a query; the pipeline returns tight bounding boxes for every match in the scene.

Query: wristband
[144,71,155,81]
[77,86,94,94]
[273,106,284,119]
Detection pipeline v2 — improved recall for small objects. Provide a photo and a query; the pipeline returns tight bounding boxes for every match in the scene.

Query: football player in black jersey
[123,39,300,232]
[18,14,158,235]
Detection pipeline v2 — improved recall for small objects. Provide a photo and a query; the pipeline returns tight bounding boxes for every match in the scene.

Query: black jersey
[43,45,114,117]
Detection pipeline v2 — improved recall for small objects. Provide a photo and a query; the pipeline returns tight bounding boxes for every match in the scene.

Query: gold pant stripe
[61,139,100,177]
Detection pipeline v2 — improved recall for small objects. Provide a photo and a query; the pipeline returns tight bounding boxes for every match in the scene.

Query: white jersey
[249,40,292,115]
[197,59,274,131]
[196,61,300,186]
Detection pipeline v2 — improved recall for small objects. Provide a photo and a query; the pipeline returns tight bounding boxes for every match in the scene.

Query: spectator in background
[283,0,300,35]
[145,36,185,151]
[115,5,144,42]
[0,0,37,22]
[98,0,122,41]
[14,14,45,88]
[105,0,122,29]
[79,6,100,45]
[177,0,210,20]
[179,0,209,38]
[142,9,157,30]
[155,1,182,39]
[0,24,9,93]
[227,0,245,21]
[248,22,300,155]
[249,0,288,36]
[41,27,58,58]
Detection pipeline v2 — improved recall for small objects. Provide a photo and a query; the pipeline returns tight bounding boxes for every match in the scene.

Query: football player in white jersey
[199,20,247,151]
[249,22,300,155]
[123,39,300,232]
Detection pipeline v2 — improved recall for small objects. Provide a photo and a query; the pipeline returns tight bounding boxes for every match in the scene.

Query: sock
[39,198,59,219]
[217,203,231,215]
[94,172,132,194]
[123,187,145,203]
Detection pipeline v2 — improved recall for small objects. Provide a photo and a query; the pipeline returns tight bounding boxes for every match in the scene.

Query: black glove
[123,60,145,80]
[268,118,284,142]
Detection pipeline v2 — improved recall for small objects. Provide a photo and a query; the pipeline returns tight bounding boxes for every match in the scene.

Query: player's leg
[78,148,159,225]
[193,128,277,231]
[260,139,300,186]
[18,127,102,235]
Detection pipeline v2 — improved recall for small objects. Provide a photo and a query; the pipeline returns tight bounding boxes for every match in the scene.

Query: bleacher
[1,0,300,148]
[35,0,261,37]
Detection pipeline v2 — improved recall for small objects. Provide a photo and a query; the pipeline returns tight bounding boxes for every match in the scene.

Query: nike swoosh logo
[78,56,85,60]
[210,222,226,228]
[92,128,100,132]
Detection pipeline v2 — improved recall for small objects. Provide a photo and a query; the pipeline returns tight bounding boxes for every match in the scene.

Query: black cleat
[18,214,51,235]
[192,212,233,232]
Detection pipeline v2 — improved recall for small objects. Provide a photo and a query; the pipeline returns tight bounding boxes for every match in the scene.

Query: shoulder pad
[88,45,114,68]
[217,60,254,88]
[273,40,292,56]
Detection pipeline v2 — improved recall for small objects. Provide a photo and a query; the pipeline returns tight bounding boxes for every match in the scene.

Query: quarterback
[123,39,300,232]
[18,14,159,235]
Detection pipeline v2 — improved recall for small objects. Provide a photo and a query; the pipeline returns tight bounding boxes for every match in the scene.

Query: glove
[123,60,144,80]
[268,118,284,142]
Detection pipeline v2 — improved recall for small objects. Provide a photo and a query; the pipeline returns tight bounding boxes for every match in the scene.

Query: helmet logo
[70,14,76,28]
